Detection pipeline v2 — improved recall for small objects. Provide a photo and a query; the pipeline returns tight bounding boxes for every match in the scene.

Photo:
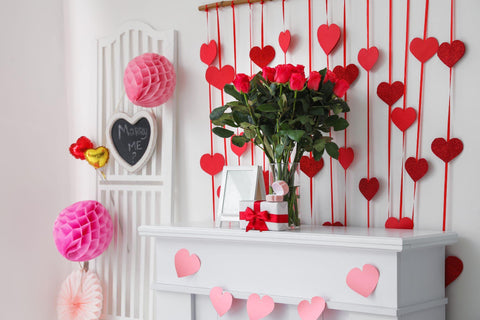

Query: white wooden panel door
[93,21,176,320]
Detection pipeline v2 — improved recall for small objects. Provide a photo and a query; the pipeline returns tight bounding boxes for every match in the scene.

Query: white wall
[3,0,472,318]
[0,0,71,319]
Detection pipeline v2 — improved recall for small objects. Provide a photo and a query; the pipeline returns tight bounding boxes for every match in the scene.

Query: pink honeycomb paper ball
[53,200,113,262]
[124,53,176,108]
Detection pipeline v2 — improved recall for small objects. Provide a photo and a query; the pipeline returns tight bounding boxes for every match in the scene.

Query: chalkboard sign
[106,111,157,172]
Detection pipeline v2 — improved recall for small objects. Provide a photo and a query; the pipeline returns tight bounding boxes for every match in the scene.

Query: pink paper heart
[346,264,380,297]
[317,24,341,55]
[247,294,274,320]
[278,30,291,53]
[174,248,201,278]
[209,287,233,317]
[297,296,326,320]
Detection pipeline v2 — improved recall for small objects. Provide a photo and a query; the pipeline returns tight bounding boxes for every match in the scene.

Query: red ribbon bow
[242,201,270,232]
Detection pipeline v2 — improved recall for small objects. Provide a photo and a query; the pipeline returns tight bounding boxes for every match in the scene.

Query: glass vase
[269,162,300,228]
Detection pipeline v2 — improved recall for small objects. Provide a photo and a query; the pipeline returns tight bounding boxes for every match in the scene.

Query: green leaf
[224,84,243,101]
[231,135,249,147]
[244,127,256,139]
[260,124,275,137]
[310,107,325,116]
[212,127,234,138]
[256,103,279,112]
[284,130,305,142]
[313,138,326,152]
[326,142,339,159]
[333,117,349,131]
[232,110,251,124]
[313,148,324,161]
[210,105,229,120]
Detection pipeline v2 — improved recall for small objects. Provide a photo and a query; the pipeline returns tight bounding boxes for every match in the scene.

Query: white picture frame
[216,165,266,227]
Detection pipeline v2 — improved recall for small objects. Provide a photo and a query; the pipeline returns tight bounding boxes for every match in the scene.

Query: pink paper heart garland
[210,287,233,317]
[174,248,201,278]
[297,296,326,320]
[346,264,380,297]
[247,294,275,320]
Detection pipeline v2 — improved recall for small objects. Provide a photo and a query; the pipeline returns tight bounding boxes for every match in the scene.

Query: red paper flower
[233,73,250,93]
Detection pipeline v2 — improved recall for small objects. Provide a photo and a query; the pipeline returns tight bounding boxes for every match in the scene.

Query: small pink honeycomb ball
[53,200,113,262]
[124,53,176,108]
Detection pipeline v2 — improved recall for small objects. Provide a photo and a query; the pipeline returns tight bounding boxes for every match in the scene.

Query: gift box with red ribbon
[239,200,289,231]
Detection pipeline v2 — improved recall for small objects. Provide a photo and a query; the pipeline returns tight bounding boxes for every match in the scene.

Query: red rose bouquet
[210,64,350,226]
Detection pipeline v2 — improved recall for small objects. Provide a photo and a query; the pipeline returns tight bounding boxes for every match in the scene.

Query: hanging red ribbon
[308,0,312,73]
[248,1,255,165]
[216,4,228,167]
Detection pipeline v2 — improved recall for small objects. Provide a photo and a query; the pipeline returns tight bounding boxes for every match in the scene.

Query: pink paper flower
[57,270,103,320]
[233,73,251,93]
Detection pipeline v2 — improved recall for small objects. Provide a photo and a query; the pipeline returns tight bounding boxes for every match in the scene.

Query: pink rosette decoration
[53,200,113,262]
[57,269,103,320]
[124,53,176,108]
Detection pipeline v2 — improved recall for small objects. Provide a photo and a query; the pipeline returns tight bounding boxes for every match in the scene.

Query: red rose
[262,67,275,82]
[274,64,294,83]
[233,73,250,93]
[289,73,307,91]
[293,64,305,77]
[307,71,321,90]
[333,79,349,97]
[323,70,338,84]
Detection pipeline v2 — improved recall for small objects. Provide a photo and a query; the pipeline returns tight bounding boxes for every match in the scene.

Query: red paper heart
[205,65,235,90]
[217,186,221,198]
[410,37,439,63]
[322,221,344,227]
[317,24,341,55]
[69,136,94,160]
[200,40,217,66]
[359,178,379,201]
[357,47,379,71]
[249,46,276,68]
[385,217,414,229]
[431,138,463,163]
[437,40,465,68]
[445,256,463,287]
[231,135,248,157]
[333,64,359,85]
[278,30,291,53]
[377,81,404,106]
[391,107,416,132]
[200,153,225,176]
[338,147,354,170]
[405,157,428,182]
[300,156,324,178]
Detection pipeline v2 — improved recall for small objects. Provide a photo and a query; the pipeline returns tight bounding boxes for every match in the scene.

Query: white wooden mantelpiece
[138,224,457,320]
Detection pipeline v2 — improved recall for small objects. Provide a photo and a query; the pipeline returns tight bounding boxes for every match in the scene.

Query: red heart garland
[437,40,465,68]
[231,135,248,157]
[200,40,217,66]
[317,24,341,55]
[205,65,235,90]
[323,221,344,227]
[405,157,429,182]
[385,217,414,229]
[300,156,325,178]
[338,147,354,170]
[249,46,276,68]
[410,37,439,63]
[278,30,291,54]
[391,107,416,132]
[359,178,379,201]
[69,136,94,160]
[377,81,404,106]
[200,153,225,176]
[333,64,359,85]
[357,47,379,71]
[431,138,463,163]
[445,256,463,287]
